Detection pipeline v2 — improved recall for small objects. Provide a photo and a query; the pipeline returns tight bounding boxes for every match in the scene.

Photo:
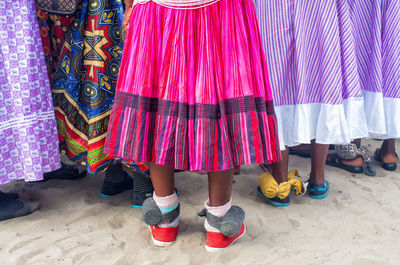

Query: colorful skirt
[52,0,148,174]
[104,0,281,172]
[253,0,369,148]
[36,9,73,84]
[349,0,400,139]
[0,1,61,185]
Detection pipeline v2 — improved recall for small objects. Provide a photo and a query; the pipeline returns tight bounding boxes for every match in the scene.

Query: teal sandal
[308,180,329,199]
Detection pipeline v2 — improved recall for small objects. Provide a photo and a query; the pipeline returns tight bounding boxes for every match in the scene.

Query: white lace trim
[133,0,221,9]
[0,111,56,131]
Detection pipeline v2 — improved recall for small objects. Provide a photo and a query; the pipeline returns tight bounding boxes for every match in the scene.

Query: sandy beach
[1,139,399,265]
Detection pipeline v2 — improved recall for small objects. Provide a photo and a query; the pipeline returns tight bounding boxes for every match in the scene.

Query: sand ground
[0,139,399,265]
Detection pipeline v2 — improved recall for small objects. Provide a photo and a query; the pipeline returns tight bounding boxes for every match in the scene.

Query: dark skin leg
[149,163,175,197]
[380,139,397,164]
[208,169,234,207]
[271,147,289,184]
[353,139,361,147]
[149,163,234,207]
[310,140,329,185]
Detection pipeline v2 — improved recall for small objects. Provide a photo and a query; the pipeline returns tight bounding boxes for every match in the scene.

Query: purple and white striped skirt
[253,0,369,148]
[349,0,400,139]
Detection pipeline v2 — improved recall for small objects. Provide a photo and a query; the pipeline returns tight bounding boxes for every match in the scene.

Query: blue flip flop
[256,186,290,207]
[308,180,329,199]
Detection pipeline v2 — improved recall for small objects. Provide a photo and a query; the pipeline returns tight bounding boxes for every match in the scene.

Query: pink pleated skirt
[104,0,281,172]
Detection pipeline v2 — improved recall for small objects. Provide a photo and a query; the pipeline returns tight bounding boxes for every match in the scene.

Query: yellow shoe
[257,172,291,207]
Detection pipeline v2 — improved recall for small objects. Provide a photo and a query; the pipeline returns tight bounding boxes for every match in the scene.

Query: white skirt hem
[275,97,369,150]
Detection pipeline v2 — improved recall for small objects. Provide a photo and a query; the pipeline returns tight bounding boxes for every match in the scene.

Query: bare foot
[377,150,397,164]
[326,154,363,167]
[340,156,364,167]
[378,139,398,164]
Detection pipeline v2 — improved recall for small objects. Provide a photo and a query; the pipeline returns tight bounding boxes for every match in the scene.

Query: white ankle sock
[153,192,179,228]
[204,199,232,233]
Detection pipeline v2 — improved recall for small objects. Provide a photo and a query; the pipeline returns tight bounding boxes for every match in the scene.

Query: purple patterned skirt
[0,0,61,185]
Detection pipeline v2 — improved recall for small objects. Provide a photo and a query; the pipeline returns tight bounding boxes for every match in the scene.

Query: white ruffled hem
[274,97,369,150]
[363,90,400,139]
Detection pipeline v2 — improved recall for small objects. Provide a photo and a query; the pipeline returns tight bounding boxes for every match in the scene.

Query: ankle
[310,173,325,185]
[274,175,288,184]
[203,199,231,233]
[153,192,179,228]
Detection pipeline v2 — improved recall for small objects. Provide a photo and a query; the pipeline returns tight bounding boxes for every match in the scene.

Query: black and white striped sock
[104,163,128,183]
[132,172,153,193]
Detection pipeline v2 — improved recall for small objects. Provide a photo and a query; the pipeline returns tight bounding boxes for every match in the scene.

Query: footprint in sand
[288,218,301,229]
[351,258,387,265]
[15,248,45,264]
[9,236,42,253]
[108,215,126,229]
[392,178,400,191]
[66,205,104,225]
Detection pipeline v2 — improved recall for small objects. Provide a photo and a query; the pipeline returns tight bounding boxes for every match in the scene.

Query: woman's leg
[310,140,329,185]
[271,147,289,183]
[208,169,234,206]
[145,163,178,246]
[205,168,245,248]
[149,163,175,196]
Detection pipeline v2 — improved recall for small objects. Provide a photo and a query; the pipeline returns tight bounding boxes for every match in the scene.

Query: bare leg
[149,163,175,197]
[146,164,178,245]
[310,140,329,185]
[208,169,234,207]
[271,147,289,184]
[380,139,397,164]
[353,139,361,147]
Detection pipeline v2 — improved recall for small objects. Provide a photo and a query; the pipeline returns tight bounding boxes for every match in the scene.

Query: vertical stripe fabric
[349,0,400,138]
[253,0,369,148]
[104,0,281,172]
